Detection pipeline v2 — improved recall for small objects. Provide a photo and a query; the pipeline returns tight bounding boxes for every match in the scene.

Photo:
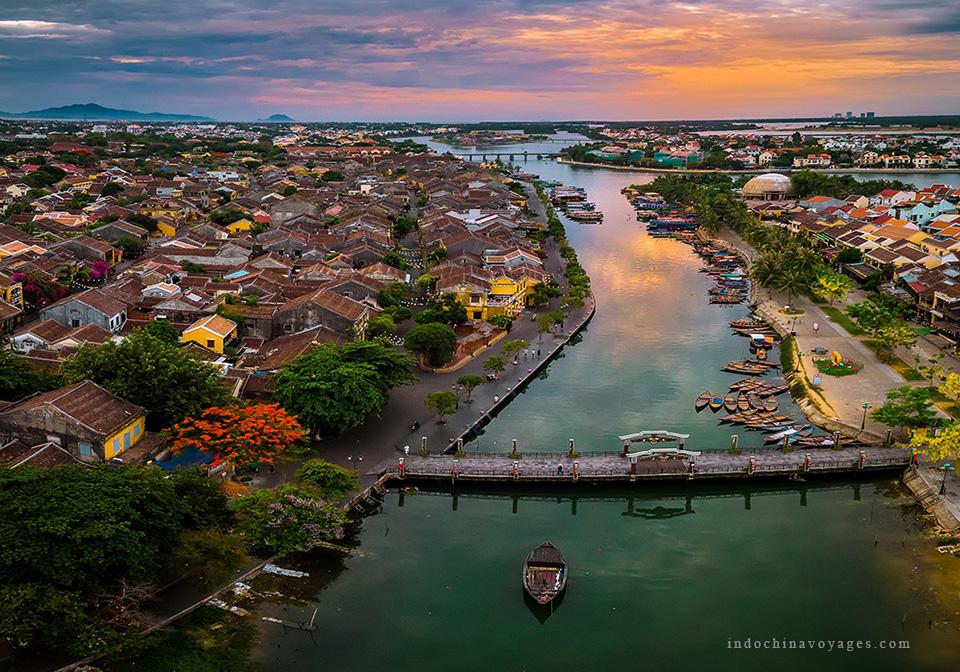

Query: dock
[387,446,909,484]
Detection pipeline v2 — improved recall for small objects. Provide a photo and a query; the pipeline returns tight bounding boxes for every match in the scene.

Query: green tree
[487,313,514,331]
[414,294,468,327]
[425,390,459,424]
[501,338,530,362]
[170,529,248,591]
[537,313,556,344]
[457,374,486,403]
[483,356,508,380]
[836,247,863,264]
[872,321,917,362]
[0,348,62,401]
[127,213,159,232]
[61,329,231,430]
[404,323,458,367]
[321,170,344,182]
[101,182,124,198]
[870,386,945,434]
[382,251,412,270]
[0,465,230,654]
[848,298,906,337]
[295,459,360,499]
[775,268,808,309]
[280,185,298,197]
[114,235,145,258]
[143,319,180,345]
[367,314,397,337]
[272,341,416,437]
[416,273,438,294]
[528,280,562,307]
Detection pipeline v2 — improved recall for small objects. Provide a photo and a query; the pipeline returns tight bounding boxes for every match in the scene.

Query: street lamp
[939,463,955,496]
[860,402,872,429]
[347,455,363,471]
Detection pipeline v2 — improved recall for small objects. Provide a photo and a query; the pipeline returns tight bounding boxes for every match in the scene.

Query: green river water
[255,140,960,671]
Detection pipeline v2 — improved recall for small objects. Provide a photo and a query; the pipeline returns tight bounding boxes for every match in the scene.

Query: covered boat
[523,542,567,605]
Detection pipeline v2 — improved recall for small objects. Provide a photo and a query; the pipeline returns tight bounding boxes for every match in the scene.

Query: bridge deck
[390,447,909,483]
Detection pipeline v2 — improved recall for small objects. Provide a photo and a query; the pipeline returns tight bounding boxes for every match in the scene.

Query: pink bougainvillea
[11,270,67,309]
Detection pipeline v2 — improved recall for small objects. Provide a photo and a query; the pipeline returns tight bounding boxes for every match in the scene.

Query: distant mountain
[257,114,296,123]
[0,103,215,122]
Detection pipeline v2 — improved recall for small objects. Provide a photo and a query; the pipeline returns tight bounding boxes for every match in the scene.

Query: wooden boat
[763,397,778,413]
[523,542,567,605]
[729,377,760,391]
[709,394,724,411]
[748,394,764,410]
[737,393,750,412]
[724,394,737,412]
[724,363,767,375]
[695,391,711,411]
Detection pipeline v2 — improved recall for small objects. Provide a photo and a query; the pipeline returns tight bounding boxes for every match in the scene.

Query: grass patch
[820,306,866,336]
[780,334,798,374]
[926,388,960,420]
[815,359,860,377]
[861,340,926,381]
[106,606,256,672]
[778,308,805,316]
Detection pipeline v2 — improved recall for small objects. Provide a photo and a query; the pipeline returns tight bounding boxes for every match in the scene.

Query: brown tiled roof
[15,318,70,342]
[1,380,143,435]
[44,288,126,318]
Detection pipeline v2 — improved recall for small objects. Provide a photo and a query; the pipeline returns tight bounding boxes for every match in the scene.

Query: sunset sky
[1,0,959,121]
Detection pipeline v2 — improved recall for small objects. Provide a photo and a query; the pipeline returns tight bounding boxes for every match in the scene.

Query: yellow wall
[104,415,145,459]
[156,221,177,236]
[227,219,253,234]
[183,324,235,354]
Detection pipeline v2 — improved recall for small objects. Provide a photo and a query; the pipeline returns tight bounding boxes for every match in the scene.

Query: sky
[1,0,959,122]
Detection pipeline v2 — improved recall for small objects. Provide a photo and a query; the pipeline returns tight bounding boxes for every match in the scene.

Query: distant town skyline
[1,0,959,122]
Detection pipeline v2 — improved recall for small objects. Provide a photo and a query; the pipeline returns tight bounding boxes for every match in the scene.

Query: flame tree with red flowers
[168,403,307,468]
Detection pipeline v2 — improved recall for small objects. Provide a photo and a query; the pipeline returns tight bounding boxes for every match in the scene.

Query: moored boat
[523,542,567,605]
[710,393,724,411]
[695,391,711,411]
[724,394,737,412]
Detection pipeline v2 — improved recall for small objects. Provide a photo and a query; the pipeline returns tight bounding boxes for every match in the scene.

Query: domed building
[741,173,792,201]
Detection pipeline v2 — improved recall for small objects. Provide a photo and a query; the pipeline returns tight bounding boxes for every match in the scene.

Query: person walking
[404,445,410,456]
[557,463,563,475]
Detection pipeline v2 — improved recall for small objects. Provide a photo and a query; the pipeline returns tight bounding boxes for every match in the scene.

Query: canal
[254,138,960,670]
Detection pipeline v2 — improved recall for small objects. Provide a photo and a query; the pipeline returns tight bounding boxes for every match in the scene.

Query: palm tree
[750,255,781,299]
[790,245,822,277]
[776,268,808,310]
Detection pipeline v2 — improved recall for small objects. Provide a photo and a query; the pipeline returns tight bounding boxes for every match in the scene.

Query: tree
[168,404,306,468]
[487,314,514,331]
[537,313,555,343]
[528,280,562,307]
[377,282,411,307]
[126,213,159,232]
[483,356,508,380]
[114,235,145,258]
[272,341,416,437]
[143,319,180,345]
[11,270,67,310]
[382,251,411,270]
[415,293,469,327]
[836,247,863,264]
[209,208,246,226]
[367,314,397,337]
[321,170,344,182]
[872,322,916,362]
[939,372,960,401]
[0,465,230,654]
[295,459,359,499]
[0,348,61,401]
[232,484,348,557]
[775,268,808,309]
[501,338,530,362]
[61,329,231,430]
[907,423,960,461]
[404,323,458,367]
[457,374,486,403]
[280,185,298,197]
[416,273,438,293]
[813,269,854,305]
[870,386,945,434]
[101,182,124,198]
[425,391,459,424]
[848,299,899,337]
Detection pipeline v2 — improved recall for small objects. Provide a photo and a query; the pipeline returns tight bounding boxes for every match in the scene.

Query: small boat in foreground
[695,391,712,411]
[710,394,724,411]
[723,394,737,412]
[523,542,567,605]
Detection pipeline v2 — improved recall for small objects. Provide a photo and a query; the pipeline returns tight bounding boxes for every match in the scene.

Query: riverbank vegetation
[535,183,592,309]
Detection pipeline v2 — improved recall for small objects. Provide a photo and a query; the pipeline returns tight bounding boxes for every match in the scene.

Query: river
[254,137,960,671]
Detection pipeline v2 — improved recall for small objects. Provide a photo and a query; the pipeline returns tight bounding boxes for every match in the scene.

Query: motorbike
[411,421,420,432]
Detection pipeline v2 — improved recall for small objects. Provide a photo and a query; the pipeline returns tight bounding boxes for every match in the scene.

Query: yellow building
[182,314,238,354]
[226,218,254,235]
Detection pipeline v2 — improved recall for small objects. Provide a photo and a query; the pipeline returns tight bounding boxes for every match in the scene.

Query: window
[206,339,215,348]
[112,437,120,455]
[71,319,81,328]
[123,432,131,450]
[133,423,141,438]
[79,443,93,457]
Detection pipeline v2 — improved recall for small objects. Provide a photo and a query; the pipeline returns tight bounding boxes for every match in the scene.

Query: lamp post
[347,455,363,471]
[940,463,955,496]
[860,402,872,430]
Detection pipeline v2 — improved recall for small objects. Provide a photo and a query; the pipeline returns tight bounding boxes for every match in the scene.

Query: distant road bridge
[455,151,560,162]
